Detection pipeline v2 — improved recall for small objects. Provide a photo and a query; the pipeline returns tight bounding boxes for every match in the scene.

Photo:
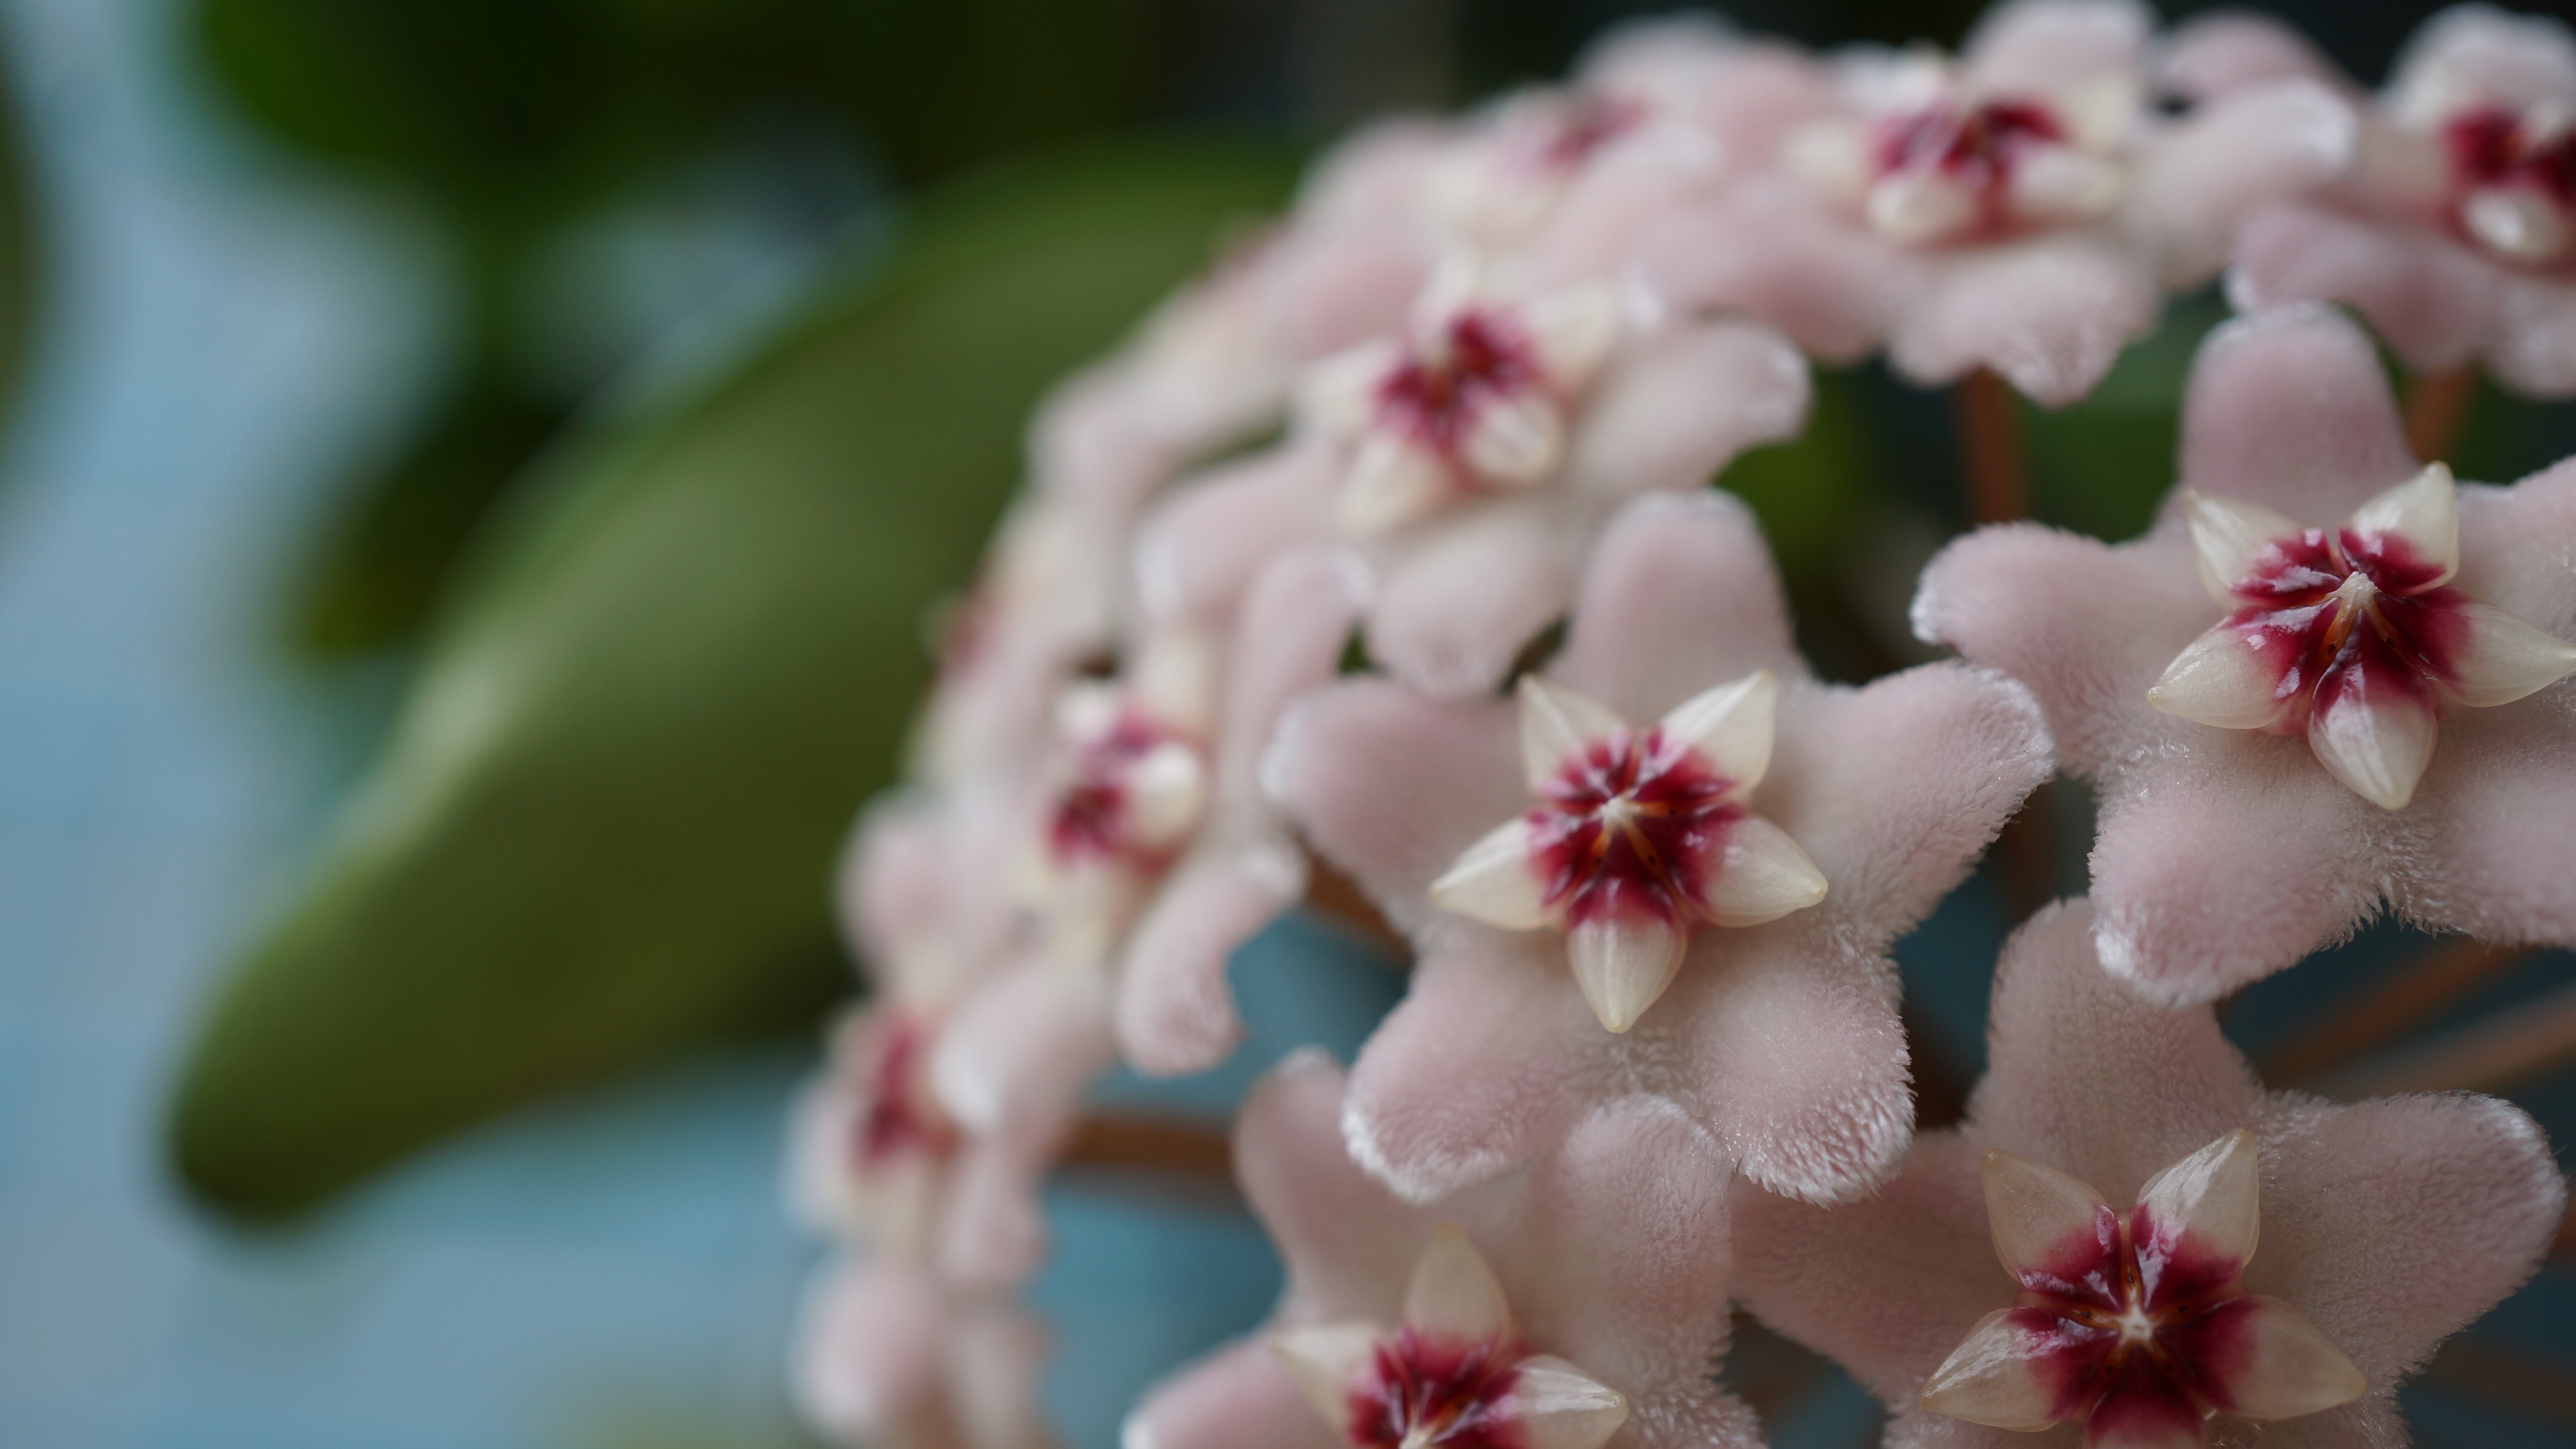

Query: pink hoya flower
[1123,1050,1762,1449]
[1267,490,2053,1204]
[931,547,1369,1104]
[1914,304,2576,1004]
[1634,0,2354,404]
[2232,5,2576,396]
[1134,293,1808,699]
[793,1253,1052,1449]
[1730,900,2565,1449]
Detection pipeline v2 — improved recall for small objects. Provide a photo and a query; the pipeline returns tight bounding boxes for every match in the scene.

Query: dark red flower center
[1873,95,2065,196]
[2212,525,2470,731]
[1526,725,1745,931]
[851,1015,954,1170]
[2443,105,2576,208]
[1046,709,1195,866]
[1375,313,1547,457]
[1345,1329,1527,1449]
[2008,1200,2260,1442]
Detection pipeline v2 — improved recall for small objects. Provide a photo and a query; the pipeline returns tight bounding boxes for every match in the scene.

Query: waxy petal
[1518,676,1629,791]
[1402,1223,1516,1343]
[1339,435,1451,536]
[1124,741,1211,850]
[2305,669,2437,811]
[2148,622,2295,730]
[1460,390,1566,487]
[1429,817,1554,931]
[2181,489,2304,604]
[2443,599,2576,706]
[2008,143,2126,227]
[1654,669,1775,791]
[1487,1356,1629,1449]
[1982,1149,2118,1295]
[1698,815,1827,927]
[2190,1296,2366,1422]
[2339,462,2458,591]
[1568,912,1687,1034]
[1916,1308,2063,1432]
[1521,282,1623,389]
[1302,339,1403,438]
[2132,1129,2261,1299]
[1270,1322,1380,1427]
[1867,170,1980,245]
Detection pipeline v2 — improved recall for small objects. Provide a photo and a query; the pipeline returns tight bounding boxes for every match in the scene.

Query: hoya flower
[1730,900,2565,1449]
[793,1254,1052,1449]
[1267,490,2052,1204]
[2232,6,2576,396]
[1426,670,1827,1032]
[1123,1051,1761,1449]
[1914,305,2576,1003]
[1137,296,1808,698]
[1634,0,2354,403]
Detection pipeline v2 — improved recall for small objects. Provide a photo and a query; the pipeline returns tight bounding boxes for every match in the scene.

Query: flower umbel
[1429,672,1826,1032]
[2149,463,2576,808]
[1271,1225,1629,1449]
[1924,1131,2366,1447]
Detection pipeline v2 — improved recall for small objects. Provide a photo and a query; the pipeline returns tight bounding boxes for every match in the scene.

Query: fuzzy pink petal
[1763,666,2055,934]
[1367,495,1589,698]
[1665,924,1913,1204]
[2406,685,2576,945]
[2178,304,2419,524]
[1123,1338,1338,1449]
[2089,738,2380,1005]
[1888,233,2159,405]
[1631,182,1907,363]
[1268,226,1432,363]
[793,1256,953,1444]
[1221,548,1375,801]
[1513,134,1730,291]
[2246,1091,2564,1404]
[1266,678,1524,934]
[2127,78,2356,287]
[2486,270,2576,398]
[1116,846,1307,1075]
[1343,934,1604,1202]
[2228,205,2505,377]
[2152,11,2346,99]
[839,799,948,987]
[945,1302,1054,1449]
[930,958,1117,1137]
[1971,902,2263,1198]
[1134,444,1340,628]
[2457,463,2576,633]
[1911,524,2205,769]
[2392,5,2576,113]
[1566,321,1811,499]
[1962,0,2151,95]
[1732,1132,1999,1407]
[1550,490,1801,719]
[938,1130,1056,1290]
[1237,1050,1425,1318]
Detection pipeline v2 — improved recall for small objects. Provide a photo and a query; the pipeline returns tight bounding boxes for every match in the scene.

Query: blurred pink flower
[1635,0,2354,403]
[1915,305,2576,1004]
[1267,490,2053,1204]
[1732,900,2565,1449]
[794,1254,1054,1449]
[1123,1050,1760,1449]
[2232,5,2576,395]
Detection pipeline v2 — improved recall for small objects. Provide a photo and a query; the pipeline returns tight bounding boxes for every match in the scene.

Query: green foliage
[2023,295,2230,542]
[167,139,1298,1223]
[1718,366,1876,576]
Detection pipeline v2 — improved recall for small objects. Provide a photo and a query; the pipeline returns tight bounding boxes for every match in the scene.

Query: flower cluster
[784,6,2575,1449]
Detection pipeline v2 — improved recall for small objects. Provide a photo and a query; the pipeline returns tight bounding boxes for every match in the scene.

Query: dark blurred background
[0,1,2566,1447]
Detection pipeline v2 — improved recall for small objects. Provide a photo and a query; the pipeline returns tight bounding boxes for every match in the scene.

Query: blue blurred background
[0,0,2564,1447]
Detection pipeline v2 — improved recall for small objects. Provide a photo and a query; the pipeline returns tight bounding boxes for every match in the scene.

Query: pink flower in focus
[1914,305,2576,1003]
[1123,1052,1760,1449]
[2232,6,2576,395]
[1731,901,2564,1449]
[1635,0,2355,403]
[1267,491,2053,1204]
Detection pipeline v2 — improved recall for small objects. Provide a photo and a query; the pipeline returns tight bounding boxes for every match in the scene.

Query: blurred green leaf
[1718,366,1874,577]
[168,138,1298,1222]
[2022,294,2229,542]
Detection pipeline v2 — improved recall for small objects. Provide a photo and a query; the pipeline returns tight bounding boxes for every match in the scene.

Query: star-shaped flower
[2148,465,2576,809]
[1913,304,2576,1003]
[1123,1051,1761,1449]
[1426,671,1826,1031]
[2232,6,2576,396]
[1729,900,2565,1449]
[1267,490,2053,1204]
[792,1253,1052,1449]
[1633,0,2354,403]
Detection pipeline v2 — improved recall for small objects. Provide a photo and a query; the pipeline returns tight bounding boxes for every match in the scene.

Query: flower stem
[1063,1111,1236,1186]
[2402,365,2478,462]
[1953,368,2029,524]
